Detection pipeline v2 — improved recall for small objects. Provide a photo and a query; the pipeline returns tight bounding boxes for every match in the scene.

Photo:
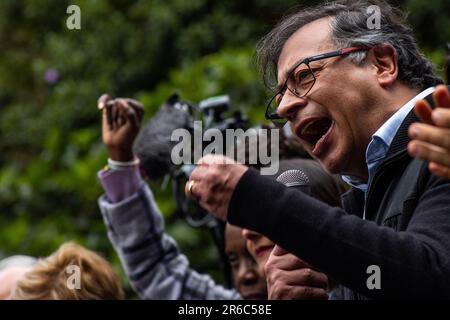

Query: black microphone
[276,169,311,195]
[134,94,193,180]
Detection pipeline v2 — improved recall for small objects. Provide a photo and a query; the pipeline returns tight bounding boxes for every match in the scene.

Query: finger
[185,166,212,201]
[197,154,217,165]
[121,99,139,129]
[283,268,329,289]
[269,286,328,300]
[98,93,111,110]
[102,107,109,131]
[185,179,205,201]
[271,245,289,256]
[414,99,434,125]
[185,179,211,205]
[99,94,112,130]
[408,140,450,167]
[105,100,115,130]
[127,105,139,129]
[125,98,145,121]
[429,162,450,180]
[198,154,236,165]
[114,99,125,127]
[189,165,210,182]
[112,99,122,128]
[409,123,450,150]
[124,98,144,110]
[432,85,450,109]
[291,287,328,300]
[117,99,137,128]
[267,253,310,271]
[185,180,197,200]
[432,108,450,127]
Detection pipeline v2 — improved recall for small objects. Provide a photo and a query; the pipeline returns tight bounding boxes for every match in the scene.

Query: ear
[368,44,398,88]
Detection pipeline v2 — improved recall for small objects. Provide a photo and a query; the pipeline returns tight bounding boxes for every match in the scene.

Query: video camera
[134,93,249,287]
[172,95,248,228]
[134,93,248,226]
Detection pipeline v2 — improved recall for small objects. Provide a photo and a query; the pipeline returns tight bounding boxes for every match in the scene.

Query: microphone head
[276,169,311,194]
[134,94,193,180]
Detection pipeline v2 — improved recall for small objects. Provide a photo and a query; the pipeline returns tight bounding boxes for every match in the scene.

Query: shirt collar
[371,87,435,153]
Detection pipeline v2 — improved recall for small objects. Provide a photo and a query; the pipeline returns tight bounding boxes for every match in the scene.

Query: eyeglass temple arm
[307,47,369,63]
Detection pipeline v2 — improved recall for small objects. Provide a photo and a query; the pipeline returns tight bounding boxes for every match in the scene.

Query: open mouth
[296,117,333,151]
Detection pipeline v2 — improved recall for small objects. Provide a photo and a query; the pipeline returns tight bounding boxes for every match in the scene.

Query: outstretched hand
[265,245,329,300]
[408,85,450,179]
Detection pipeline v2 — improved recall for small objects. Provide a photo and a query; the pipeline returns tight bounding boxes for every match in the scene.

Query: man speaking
[185,0,450,299]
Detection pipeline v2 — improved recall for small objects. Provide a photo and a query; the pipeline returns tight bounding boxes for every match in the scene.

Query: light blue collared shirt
[342,87,435,217]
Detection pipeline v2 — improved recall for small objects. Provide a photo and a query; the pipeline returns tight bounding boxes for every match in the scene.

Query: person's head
[241,230,274,277]
[10,242,124,300]
[225,223,267,299]
[243,158,345,275]
[258,0,443,178]
[0,256,37,300]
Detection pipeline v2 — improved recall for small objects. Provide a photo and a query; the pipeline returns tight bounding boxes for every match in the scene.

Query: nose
[238,257,259,286]
[277,92,308,122]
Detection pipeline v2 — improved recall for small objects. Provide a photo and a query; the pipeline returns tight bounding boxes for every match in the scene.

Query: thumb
[271,245,289,256]
[98,94,111,110]
[99,94,113,130]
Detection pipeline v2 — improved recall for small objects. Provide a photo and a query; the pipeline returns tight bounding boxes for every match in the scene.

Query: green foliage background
[0,0,448,297]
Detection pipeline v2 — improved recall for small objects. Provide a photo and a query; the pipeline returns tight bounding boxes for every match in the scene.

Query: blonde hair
[11,242,124,300]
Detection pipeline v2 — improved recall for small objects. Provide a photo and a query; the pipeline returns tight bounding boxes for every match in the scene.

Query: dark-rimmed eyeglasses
[265,47,370,128]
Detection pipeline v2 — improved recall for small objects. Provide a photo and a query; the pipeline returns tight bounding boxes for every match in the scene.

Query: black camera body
[172,94,248,228]
[136,93,248,287]
[135,92,248,226]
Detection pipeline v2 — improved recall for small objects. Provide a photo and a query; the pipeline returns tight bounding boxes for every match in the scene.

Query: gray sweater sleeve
[98,182,240,300]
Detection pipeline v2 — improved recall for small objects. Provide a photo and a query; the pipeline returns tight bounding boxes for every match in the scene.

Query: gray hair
[257,0,443,91]
[0,255,37,272]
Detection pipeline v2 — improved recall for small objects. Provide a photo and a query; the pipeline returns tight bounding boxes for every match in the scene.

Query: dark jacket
[228,93,450,299]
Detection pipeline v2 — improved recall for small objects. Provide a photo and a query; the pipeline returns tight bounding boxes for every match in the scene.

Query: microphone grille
[276,169,310,187]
